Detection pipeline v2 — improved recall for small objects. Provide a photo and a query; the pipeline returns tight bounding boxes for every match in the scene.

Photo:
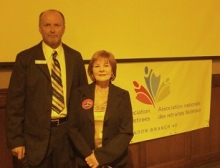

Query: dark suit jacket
[5,41,88,166]
[68,82,133,167]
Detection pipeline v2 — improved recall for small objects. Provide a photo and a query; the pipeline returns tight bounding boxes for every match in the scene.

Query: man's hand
[11,146,25,160]
[85,152,99,168]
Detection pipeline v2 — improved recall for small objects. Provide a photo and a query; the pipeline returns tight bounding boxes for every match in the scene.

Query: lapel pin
[82,99,93,110]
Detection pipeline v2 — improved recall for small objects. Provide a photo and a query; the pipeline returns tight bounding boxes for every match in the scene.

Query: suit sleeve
[78,54,88,87]
[5,54,26,149]
[94,91,134,165]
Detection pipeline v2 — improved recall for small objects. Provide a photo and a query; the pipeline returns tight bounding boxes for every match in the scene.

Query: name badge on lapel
[35,60,47,64]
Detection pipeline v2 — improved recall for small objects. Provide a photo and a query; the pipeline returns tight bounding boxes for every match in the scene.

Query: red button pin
[82,99,93,110]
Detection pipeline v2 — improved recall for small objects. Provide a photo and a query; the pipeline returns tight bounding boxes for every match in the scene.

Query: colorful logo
[133,66,171,107]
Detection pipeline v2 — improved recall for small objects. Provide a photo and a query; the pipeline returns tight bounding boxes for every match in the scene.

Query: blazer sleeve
[5,54,26,149]
[94,91,134,165]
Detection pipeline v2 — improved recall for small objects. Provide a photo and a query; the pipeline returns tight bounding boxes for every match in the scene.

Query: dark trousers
[25,122,76,168]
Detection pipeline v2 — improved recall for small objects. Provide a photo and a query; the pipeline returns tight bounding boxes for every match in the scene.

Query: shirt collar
[42,41,63,59]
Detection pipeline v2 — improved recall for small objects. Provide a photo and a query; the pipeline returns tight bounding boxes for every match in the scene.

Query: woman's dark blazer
[68,82,133,167]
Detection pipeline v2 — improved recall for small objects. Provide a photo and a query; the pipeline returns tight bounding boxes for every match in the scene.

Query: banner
[114,60,212,143]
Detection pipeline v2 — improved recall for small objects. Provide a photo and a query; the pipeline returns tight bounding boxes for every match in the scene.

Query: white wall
[1,0,220,62]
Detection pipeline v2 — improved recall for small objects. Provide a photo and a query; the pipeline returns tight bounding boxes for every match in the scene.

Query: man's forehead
[40,12,64,25]
[41,11,61,18]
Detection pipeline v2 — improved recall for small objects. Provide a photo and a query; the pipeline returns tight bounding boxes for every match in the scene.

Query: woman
[68,50,133,168]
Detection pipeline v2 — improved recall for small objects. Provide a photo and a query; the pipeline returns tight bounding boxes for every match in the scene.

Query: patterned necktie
[51,51,65,114]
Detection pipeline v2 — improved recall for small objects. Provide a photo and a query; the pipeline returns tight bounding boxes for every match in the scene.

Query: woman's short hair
[88,50,117,82]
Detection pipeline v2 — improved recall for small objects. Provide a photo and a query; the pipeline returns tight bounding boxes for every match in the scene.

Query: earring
[111,74,115,81]
[91,74,95,81]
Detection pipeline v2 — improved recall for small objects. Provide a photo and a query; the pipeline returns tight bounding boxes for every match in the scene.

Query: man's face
[39,11,65,49]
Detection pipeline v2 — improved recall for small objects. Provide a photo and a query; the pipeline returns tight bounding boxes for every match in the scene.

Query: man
[5,9,88,167]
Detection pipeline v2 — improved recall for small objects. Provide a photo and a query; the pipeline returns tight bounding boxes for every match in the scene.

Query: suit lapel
[63,45,74,102]
[34,42,50,80]
[104,85,121,122]
[82,83,96,123]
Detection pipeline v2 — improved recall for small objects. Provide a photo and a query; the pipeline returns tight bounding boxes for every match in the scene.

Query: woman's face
[92,58,112,84]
